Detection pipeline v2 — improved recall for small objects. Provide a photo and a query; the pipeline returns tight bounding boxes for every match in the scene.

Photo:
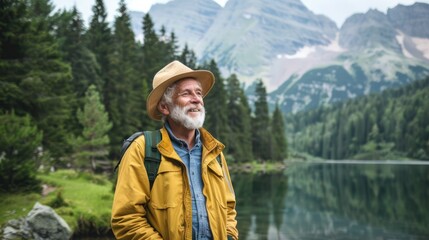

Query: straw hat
[146,60,215,120]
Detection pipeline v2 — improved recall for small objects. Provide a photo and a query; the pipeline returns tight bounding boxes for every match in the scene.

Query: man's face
[168,78,205,130]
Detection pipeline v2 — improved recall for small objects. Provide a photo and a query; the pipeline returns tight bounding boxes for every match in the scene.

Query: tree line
[0,0,287,191]
[287,76,429,160]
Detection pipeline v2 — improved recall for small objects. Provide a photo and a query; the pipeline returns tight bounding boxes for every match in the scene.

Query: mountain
[269,2,429,113]
[339,9,401,52]
[387,2,429,38]
[129,0,429,114]
[148,0,221,48]
[195,0,338,83]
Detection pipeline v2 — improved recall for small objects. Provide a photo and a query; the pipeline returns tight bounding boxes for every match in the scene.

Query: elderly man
[111,60,239,240]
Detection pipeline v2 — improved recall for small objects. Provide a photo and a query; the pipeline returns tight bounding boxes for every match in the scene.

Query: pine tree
[138,13,165,130]
[108,0,145,156]
[0,0,74,161]
[271,103,288,161]
[0,112,42,192]
[0,0,31,109]
[179,44,197,69]
[71,85,112,172]
[141,13,162,86]
[85,0,112,110]
[226,74,253,162]
[54,7,103,138]
[27,0,74,159]
[252,79,272,161]
[0,0,30,61]
[54,6,102,97]
[201,59,229,142]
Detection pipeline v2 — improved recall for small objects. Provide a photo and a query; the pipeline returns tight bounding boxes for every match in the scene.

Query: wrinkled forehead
[174,77,202,91]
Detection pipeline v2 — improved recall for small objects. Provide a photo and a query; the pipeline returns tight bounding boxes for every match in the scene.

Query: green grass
[0,192,41,226]
[1,170,114,236]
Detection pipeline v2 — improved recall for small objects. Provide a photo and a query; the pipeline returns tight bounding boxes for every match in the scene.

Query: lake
[232,161,429,240]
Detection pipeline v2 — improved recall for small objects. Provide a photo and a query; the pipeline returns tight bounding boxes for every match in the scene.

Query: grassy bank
[0,170,114,237]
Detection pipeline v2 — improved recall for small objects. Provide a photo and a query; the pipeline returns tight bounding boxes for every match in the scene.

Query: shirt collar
[164,122,201,149]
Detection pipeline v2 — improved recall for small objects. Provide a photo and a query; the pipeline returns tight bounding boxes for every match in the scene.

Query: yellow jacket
[111,127,239,239]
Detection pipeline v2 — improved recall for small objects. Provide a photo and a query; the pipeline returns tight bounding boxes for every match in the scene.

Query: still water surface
[233,161,429,240]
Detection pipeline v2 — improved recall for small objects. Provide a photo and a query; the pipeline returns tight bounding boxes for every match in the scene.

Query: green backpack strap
[114,131,145,172]
[115,130,162,190]
[143,130,162,189]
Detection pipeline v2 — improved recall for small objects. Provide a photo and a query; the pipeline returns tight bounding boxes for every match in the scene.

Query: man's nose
[190,92,203,104]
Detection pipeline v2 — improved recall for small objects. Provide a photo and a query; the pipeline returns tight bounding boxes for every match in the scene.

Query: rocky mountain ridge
[129,0,429,113]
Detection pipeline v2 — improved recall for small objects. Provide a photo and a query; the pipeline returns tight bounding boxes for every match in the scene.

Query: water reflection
[232,161,429,240]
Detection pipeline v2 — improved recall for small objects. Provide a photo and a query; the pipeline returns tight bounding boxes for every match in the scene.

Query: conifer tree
[271,103,288,161]
[71,85,112,172]
[201,59,229,142]
[0,112,43,192]
[156,26,178,64]
[0,0,29,61]
[141,13,162,86]
[54,7,103,138]
[226,74,253,162]
[139,13,162,130]
[108,0,145,154]
[252,79,272,161]
[179,44,197,69]
[0,0,74,160]
[0,0,31,108]
[85,0,112,109]
[54,7,102,97]
[167,31,179,61]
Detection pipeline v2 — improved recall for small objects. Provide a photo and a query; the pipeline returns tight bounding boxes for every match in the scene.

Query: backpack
[114,129,222,189]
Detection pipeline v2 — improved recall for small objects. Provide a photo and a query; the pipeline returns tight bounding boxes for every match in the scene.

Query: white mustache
[184,105,204,113]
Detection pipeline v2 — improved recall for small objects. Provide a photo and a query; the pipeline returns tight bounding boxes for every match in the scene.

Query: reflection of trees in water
[286,164,429,236]
[232,164,429,239]
[232,173,288,239]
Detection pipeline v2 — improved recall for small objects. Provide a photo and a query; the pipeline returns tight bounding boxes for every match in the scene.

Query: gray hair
[158,83,177,122]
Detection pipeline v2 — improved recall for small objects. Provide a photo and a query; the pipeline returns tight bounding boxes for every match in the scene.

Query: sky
[51,0,429,27]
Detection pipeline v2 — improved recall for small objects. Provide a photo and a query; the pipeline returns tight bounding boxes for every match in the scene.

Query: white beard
[169,104,205,130]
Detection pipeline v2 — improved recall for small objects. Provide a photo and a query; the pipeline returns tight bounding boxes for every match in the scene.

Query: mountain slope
[269,2,429,114]
[195,0,337,83]
[148,0,221,48]
[387,2,429,38]
[339,9,401,52]
[127,0,429,115]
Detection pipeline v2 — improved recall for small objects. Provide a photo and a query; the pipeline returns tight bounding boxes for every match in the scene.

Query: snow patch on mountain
[268,34,346,91]
[413,37,429,59]
[396,33,414,58]
[281,46,316,59]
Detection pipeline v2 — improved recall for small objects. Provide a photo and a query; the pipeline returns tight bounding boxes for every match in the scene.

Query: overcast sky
[51,0,428,27]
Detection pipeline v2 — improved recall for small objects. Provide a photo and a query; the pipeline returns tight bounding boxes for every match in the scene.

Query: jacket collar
[157,126,224,163]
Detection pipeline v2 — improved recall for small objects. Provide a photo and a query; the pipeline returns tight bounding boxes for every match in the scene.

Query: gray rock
[2,202,72,240]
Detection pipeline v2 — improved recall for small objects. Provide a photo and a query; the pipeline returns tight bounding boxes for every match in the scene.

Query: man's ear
[158,102,170,116]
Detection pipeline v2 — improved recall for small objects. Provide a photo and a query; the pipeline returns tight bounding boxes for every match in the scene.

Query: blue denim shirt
[165,123,213,240]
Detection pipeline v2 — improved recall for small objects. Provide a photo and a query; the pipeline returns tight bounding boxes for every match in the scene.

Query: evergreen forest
[287,77,429,160]
[0,0,288,191]
[1,0,428,193]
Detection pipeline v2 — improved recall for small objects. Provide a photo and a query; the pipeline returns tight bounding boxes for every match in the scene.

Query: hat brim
[147,70,215,121]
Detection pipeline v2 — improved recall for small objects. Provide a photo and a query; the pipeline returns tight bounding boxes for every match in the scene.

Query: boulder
[2,202,72,240]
